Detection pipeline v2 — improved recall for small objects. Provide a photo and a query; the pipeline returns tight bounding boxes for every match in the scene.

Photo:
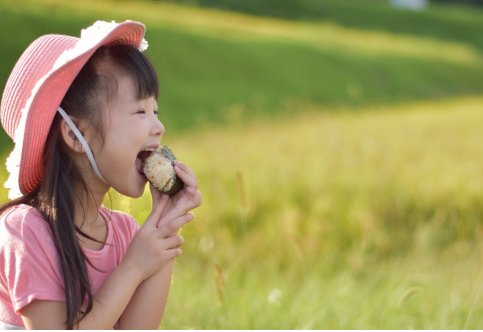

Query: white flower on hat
[5,130,23,199]
[80,20,148,51]
[54,20,149,70]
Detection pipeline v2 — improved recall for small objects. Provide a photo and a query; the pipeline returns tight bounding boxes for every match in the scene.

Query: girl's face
[88,75,164,198]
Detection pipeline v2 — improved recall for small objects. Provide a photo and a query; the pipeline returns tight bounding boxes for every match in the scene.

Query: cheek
[99,144,133,169]
[92,118,148,168]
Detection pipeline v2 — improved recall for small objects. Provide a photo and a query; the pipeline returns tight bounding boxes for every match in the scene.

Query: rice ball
[143,146,184,195]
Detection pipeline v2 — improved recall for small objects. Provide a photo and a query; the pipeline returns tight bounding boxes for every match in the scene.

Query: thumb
[144,193,169,228]
[150,183,163,210]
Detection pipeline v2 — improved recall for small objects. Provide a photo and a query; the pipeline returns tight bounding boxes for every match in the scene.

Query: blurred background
[1,0,482,328]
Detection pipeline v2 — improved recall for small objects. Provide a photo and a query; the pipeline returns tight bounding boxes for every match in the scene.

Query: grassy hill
[0,0,483,151]
[169,0,483,53]
[0,1,482,328]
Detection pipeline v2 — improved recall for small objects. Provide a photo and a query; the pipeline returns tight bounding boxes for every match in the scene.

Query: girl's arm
[20,258,145,329]
[118,261,174,329]
[118,161,201,329]
[20,199,191,329]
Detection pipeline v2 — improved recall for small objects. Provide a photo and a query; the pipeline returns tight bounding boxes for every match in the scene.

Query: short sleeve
[0,206,65,313]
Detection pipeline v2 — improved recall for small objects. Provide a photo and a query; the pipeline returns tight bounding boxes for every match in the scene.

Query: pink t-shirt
[0,204,139,328]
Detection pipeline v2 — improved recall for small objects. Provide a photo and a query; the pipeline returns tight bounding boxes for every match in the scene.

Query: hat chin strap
[57,107,108,185]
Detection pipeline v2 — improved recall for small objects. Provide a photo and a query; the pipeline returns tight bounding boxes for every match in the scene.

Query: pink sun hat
[0,20,148,199]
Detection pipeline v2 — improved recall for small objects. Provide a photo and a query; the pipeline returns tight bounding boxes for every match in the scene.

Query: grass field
[0,0,482,329]
[108,97,483,329]
[1,96,482,328]
[2,96,480,328]
[1,0,483,147]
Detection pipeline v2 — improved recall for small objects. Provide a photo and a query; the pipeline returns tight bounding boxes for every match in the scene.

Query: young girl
[0,20,201,329]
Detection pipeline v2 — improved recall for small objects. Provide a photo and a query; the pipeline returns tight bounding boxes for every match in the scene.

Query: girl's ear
[60,117,84,154]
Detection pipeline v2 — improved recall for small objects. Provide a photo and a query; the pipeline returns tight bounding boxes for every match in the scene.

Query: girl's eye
[136,110,158,115]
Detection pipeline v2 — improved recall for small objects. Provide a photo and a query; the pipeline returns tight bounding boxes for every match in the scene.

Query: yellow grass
[109,96,483,265]
[0,91,481,328]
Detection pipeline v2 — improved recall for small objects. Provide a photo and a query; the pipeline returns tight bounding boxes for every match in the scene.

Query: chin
[128,187,145,199]
[116,183,146,199]
[131,190,145,199]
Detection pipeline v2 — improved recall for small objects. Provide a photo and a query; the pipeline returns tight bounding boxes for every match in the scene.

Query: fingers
[158,213,194,237]
[162,234,184,250]
[150,183,169,209]
[173,160,198,189]
[165,247,183,260]
[172,160,201,196]
[173,160,196,178]
[144,193,169,228]
[173,161,202,207]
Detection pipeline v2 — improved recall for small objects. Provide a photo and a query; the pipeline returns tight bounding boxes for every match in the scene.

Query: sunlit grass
[184,0,483,55]
[0,95,481,328]
[104,97,483,328]
[165,247,482,329]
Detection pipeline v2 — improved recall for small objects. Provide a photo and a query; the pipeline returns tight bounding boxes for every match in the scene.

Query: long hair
[0,44,159,329]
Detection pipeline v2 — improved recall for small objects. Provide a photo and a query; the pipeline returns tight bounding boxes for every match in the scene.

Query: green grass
[172,0,483,53]
[1,0,483,150]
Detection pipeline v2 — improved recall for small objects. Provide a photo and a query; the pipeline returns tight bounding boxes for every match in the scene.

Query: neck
[76,199,101,227]
[73,184,109,250]
[73,159,110,224]
[70,155,111,244]
[73,179,107,229]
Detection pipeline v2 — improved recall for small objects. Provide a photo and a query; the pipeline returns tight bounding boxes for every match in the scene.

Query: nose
[151,115,165,137]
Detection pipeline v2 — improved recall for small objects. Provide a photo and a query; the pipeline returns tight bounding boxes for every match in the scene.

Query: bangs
[120,45,159,100]
[94,44,159,100]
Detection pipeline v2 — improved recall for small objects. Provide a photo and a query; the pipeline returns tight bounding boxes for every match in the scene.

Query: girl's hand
[158,160,202,227]
[122,196,193,282]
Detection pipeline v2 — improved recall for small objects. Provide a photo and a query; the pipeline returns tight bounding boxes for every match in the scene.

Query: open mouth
[136,149,154,176]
